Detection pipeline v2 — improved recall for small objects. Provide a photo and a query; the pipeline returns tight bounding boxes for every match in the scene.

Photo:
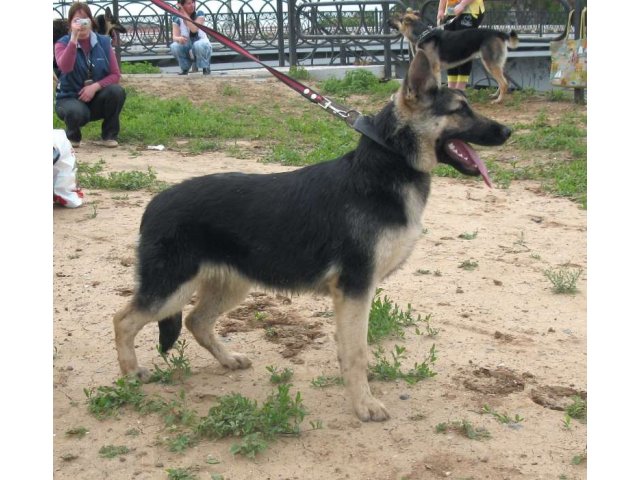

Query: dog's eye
[451,103,470,115]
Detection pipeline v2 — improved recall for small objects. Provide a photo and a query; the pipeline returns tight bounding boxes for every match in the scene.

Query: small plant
[562,413,572,430]
[310,375,344,388]
[459,259,479,271]
[99,444,130,458]
[254,311,268,321]
[572,453,586,465]
[221,84,241,96]
[65,426,89,438]
[150,340,192,384]
[435,420,491,440]
[309,419,323,430]
[166,467,197,480]
[120,61,161,74]
[369,344,437,384]
[167,433,197,453]
[77,160,165,191]
[414,313,439,337]
[288,65,310,80]
[84,377,146,419]
[368,289,424,343]
[458,230,478,240]
[544,268,582,294]
[266,365,294,384]
[565,395,587,421]
[230,432,268,458]
[481,404,524,424]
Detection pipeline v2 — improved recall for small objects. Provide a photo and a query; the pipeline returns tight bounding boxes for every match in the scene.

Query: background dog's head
[392,51,511,186]
[53,7,126,45]
[388,9,434,45]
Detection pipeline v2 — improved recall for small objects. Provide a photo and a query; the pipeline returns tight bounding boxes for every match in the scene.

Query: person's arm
[185,10,205,33]
[453,0,473,16]
[437,0,447,24]
[172,17,187,44]
[55,40,77,73]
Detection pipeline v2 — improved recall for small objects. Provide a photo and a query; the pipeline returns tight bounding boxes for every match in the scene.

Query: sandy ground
[53,76,586,479]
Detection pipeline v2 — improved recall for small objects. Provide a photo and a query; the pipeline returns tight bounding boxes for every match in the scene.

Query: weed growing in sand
[459,259,479,271]
[320,69,400,98]
[368,289,425,344]
[120,61,160,74]
[266,365,294,384]
[435,420,491,440]
[413,314,439,338]
[369,344,437,384]
[99,444,130,458]
[150,340,192,384]
[65,426,89,438]
[288,66,310,80]
[458,230,478,240]
[195,384,306,457]
[481,404,524,424]
[166,467,198,480]
[84,377,146,419]
[310,375,344,388]
[565,396,587,422]
[572,452,587,465]
[77,160,166,191]
[544,267,582,294]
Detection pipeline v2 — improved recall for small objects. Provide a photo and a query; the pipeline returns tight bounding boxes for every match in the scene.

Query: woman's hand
[78,82,101,102]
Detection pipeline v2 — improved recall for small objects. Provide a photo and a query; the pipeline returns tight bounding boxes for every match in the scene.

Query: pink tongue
[448,140,492,188]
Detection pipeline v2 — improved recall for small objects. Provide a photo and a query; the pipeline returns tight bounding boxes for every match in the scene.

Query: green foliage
[120,61,161,74]
[99,444,130,458]
[266,365,294,384]
[288,65,310,80]
[565,396,587,421]
[435,419,491,440]
[369,344,437,384]
[368,289,424,344]
[150,340,192,384]
[310,375,344,388]
[84,377,146,419]
[321,69,400,96]
[166,467,198,480]
[481,404,524,424]
[544,267,582,294]
[458,259,479,271]
[65,426,89,438]
[77,160,165,191]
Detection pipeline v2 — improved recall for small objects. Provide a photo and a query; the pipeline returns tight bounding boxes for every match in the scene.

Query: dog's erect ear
[105,7,113,20]
[403,50,439,101]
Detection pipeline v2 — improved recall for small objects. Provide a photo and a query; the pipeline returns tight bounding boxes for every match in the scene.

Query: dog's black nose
[501,126,512,139]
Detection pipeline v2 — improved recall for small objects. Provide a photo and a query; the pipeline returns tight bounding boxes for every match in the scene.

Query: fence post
[112,0,121,67]
[288,0,298,66]
[382,3,391,79]
[277,0,285,66]
[573,0,585,104]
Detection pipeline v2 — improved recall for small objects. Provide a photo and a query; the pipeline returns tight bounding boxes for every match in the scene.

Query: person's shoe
[70,140,81,148]
[95,139,118,148]
[178,69,189,75]
[203,67,211,75]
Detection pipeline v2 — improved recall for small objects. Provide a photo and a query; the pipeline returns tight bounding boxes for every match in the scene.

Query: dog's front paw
[219,352,252,370]
[353,395,390,422]
[123,367,151,383]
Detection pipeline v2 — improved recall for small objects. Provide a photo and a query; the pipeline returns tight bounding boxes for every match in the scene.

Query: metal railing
[52,0,572,71]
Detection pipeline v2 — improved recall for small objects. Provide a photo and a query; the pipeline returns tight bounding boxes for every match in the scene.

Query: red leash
[148,0,361,126]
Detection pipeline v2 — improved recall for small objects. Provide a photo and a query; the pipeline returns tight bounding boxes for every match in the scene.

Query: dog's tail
[158,313,182,353]
[507,30,519,49]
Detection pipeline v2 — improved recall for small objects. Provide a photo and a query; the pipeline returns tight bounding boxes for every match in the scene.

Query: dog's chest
[373,187,426,280]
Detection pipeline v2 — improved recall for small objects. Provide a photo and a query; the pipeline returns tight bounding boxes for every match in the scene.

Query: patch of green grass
[369,344,437,384]
[120,61,161,74]
[565,395,587,422]
[310,375,344,388]
[320,69,400,98]
[266,365,294,384]
[368,289,424,344]
[481,404,524,424]
[150,340,192,384]
[544,267,582,294]
[435,419,491,440]
[77,160,166,191]
[459,259,479,271]
[65,426,89,438]
[84,377,146,419]
[458,230,478,240]
[166,433,197,453]
[166,467,198,480]
[288,65,310,80]
[99,444,130,458]
[195,384,306,457]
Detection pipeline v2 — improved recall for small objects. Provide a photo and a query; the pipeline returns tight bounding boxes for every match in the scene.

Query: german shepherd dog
[53,7,126,81]
[113,51,511,421]
[388,9,518,103]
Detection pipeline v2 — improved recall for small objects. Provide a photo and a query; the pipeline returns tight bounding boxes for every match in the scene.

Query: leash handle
[148,0,361,126]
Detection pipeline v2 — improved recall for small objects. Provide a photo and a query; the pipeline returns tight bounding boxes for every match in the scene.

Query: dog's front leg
[330,285,389,421]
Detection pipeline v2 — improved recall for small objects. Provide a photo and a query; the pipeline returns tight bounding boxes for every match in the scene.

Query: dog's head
[97,7,127,42]
[391,51,511,187]
[388,8,434,44]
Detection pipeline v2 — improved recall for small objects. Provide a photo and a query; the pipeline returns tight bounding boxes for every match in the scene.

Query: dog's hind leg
[480,46,509,103]
[330,283,389,422]
[185,271,252,370]
[113,302,159,381]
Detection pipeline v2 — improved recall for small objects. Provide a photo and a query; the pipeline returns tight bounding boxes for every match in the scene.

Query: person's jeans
[55,84,126,142]
[170,38,212,71]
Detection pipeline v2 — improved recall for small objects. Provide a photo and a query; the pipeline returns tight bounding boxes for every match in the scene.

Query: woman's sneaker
[203,67,211,75]
[95,139,119,148]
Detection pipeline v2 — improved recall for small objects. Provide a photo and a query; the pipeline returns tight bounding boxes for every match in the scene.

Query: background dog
[389,9,518,103]
[53,7,126,80]
[113,50,511,422]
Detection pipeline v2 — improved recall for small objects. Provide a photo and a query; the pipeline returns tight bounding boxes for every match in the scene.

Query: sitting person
[170,0,212,75]
[54,2,126,148]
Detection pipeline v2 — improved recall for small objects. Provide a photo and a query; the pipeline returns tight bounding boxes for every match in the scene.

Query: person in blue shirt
[171,0,212,75]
